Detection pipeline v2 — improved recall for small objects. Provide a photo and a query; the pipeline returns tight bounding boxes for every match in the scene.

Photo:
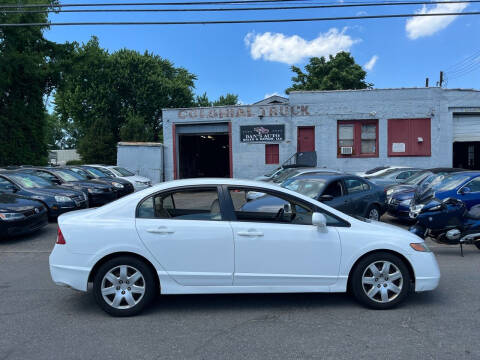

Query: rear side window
[344,178,370,193]
[137,187,221,221]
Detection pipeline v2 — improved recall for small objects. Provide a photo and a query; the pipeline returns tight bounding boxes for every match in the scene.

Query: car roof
[287,173,355,181]
[427,168,465,173]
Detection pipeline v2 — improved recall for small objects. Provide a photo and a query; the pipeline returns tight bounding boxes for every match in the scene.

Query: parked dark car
[68,166,134,198]
[20,168,117,207]
[411,171,480,212]
[0,171,88,219]
[386,168,464,221]
[367,168,422,189]
[0,193,48,238]
[244,174,386,220]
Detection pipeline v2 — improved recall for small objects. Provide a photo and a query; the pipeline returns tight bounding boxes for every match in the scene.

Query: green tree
[286,52,372,94]
[55,37,197,163]
[194,92,239,107]
[213,93,239,106]
[0,0,69,165]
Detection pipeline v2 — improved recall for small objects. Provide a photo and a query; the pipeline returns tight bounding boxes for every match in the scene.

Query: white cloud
[406,1,468,39]
[364,55,379,71]
[264,92,280,98]
[244,28,360,65]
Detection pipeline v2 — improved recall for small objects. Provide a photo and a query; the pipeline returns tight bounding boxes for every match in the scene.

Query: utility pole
[425,77,429,87]
[439,71,444,88]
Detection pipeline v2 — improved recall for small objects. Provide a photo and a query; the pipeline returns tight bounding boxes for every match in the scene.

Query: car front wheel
[351,252,411,309]
[93,256,157,316]
[366,204,380,221]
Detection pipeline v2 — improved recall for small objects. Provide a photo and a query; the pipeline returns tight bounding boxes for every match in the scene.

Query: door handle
[146,227,175,234]
[237,230,264,237]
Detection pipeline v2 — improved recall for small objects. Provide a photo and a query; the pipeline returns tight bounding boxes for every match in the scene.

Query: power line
[2,10,480,26]
[1,0,479,9]
[3,0,480,13]
[445,49,480,73]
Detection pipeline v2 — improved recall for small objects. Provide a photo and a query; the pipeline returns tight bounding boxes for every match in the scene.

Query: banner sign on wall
[240,125,285,142]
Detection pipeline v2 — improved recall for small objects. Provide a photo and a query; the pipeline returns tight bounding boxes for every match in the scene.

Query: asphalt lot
[1,218,479,360]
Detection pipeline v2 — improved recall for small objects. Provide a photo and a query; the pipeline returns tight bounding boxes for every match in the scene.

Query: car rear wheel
[351,252,411,309]
[366,205,380,221]
[93,256,157,316]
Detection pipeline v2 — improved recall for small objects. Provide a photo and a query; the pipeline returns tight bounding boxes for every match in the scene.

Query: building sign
[392,143,406,153]
[177,105,310,120]
[240,125,285,142]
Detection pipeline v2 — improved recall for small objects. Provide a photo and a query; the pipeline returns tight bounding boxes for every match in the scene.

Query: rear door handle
[146,227,175,234]
[237,230,264,237]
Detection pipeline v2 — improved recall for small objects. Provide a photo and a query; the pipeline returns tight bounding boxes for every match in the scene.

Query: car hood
[386,184,416,194]
[0,193,43,211]
[122,175,150,183]
[62,181,111,189]
[28,186,85,198]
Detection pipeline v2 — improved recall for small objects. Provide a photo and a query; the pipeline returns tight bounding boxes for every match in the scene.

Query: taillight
[56,227,66,245]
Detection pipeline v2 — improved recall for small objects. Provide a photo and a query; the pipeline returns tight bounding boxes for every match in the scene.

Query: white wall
[117,143,164,184]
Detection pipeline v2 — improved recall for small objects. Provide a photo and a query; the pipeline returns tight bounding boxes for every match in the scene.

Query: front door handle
[146,227,175,234]
[237,230,264,237]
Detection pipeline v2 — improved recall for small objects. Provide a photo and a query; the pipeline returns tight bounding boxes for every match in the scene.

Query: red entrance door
[297,127,315,152]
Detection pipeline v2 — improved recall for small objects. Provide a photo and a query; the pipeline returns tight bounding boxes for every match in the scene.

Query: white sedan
[49,178,440,316]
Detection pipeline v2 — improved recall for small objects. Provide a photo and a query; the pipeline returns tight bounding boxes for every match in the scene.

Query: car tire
[351,252,411,310]
[93,256,157,317]
[366,204,381,221]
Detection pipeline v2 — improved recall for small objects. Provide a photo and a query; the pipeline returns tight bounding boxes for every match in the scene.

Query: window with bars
[337,120,378,157]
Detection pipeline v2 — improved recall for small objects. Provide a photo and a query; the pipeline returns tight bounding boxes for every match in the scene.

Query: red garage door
[388,118,431,157]
[297,127,315,152]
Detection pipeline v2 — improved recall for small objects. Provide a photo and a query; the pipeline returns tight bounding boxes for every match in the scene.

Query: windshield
[365,166,389,175]
[54,169,85,182]
[70,168,90,178]
[112,167,135,177]
[433,174,470,192]
[271,168,299,183]
[264,167,281,177]
[367,168,400,179]
[282,178,327,198]
[404,171,431,185]
[84,166,108,178]
[10,173,52,189]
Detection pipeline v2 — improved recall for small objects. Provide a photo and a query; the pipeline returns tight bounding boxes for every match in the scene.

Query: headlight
[386,189,394,196]
[87,188,103,194]
[400,199,412,206]
[410,242,431,252]
[55,195,71,203]
[0,212,25,221]
[112,182,124,189]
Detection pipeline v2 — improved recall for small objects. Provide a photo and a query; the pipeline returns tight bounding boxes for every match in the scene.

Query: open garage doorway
[453,142,480,170]
[175,123,231,179]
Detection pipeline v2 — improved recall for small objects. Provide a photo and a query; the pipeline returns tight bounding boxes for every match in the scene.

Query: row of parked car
[254,164,480,226]
[0,165,152,238]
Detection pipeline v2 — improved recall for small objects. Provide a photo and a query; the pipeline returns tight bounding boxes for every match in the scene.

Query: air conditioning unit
[340,147,353,155]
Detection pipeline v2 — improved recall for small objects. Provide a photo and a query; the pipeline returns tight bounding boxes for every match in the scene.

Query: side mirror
[52,179,62,185]
[312,212,327,229]
[283,203,292,214]
[319,194,334,202]
[460,187,471,194]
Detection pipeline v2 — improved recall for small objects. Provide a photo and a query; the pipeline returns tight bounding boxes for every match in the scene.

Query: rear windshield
[54,169,85,182]
[271,169,299,183]
[282,179,327,199]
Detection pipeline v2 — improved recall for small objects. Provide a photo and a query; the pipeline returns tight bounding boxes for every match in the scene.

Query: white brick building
[160,87,480,181]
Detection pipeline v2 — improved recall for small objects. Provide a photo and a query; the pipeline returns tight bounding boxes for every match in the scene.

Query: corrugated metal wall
[453,114,480,142]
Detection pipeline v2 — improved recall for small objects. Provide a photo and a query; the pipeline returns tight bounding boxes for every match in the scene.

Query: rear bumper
[49,245,91,291]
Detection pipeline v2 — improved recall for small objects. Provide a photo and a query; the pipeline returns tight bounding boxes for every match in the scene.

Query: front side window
[465,177,480,192]
[137,187,221,221]
[323,180,344,198]
[344,178,369,193]
[229,187,345,226]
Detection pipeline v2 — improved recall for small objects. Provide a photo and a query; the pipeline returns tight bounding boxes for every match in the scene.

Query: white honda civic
[49,178,440,316]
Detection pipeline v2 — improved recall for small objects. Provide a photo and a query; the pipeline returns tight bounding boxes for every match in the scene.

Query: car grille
[22,205,46,217]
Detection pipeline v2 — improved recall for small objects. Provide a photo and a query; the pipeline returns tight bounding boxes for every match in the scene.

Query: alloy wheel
[101,265,146,310]
[361,261,403,303]
[368,208,380,221]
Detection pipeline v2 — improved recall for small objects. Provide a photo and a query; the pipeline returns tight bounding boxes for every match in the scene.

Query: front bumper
[88,191,117,207]
[49,200,88,218]
[0,211,48,238]
[406,251,441,292]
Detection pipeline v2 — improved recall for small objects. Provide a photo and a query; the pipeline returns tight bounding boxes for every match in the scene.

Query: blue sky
[44,1,480,104]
